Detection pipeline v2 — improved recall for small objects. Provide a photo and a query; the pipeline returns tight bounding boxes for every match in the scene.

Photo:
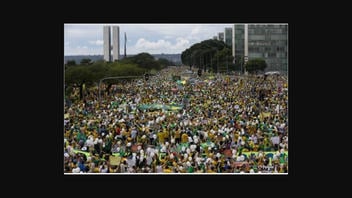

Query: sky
[64,24,233,56]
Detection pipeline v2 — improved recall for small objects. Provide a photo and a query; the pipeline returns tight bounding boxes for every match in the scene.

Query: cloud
[190,26,201,35]
[65,24,102,40]
[135,38,171,50]
[65,45,102,55]
[174,37,190,49]
[64,24,234,55]
[134,38,190,54]
[88,40,103,45]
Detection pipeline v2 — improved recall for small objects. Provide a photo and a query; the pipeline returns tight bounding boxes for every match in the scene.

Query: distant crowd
[64,66,288,173]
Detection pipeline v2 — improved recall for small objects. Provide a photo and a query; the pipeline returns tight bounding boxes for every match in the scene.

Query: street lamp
[226,54,228,74]
[244,56,248,74]
[217,52,219,74]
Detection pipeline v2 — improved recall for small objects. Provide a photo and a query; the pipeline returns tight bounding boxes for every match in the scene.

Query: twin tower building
[103,26,120,62]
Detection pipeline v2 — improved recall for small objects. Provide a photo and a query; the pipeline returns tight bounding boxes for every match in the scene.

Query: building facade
[233,24,245,63]
[103,26,120,62]
[218,32,224,42]
[103,26,111,62]
[224,27,232,48]
[232,24,288,73]
[112,26,120,61]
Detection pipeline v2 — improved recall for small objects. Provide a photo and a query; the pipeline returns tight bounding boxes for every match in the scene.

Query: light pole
[226,54,228,74]
[244,56,248,74]
[240,56,243,75]
[217,52,219,74]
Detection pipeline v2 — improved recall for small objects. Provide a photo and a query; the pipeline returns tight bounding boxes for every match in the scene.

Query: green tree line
[181,39,234,73]
[181,39,267,74]
[65,53,174,100]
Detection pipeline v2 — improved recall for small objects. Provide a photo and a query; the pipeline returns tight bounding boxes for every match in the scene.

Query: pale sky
[64,24,233,55]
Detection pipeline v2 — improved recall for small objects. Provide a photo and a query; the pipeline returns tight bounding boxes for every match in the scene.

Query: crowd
[64,66,288,173]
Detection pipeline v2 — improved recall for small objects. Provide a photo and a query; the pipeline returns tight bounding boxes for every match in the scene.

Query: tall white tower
[112,26,120,61]
[103,26,111,62]
[232,24,235,59]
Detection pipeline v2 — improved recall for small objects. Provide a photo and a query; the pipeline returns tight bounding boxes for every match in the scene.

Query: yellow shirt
[181,133,188,143]
[175,130,181,138]
[158,132,165,144]
[164,131,169,139]
[208,133,214,141]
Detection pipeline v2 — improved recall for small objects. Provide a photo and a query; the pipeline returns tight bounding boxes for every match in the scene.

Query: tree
[157,58,174,69]
[245,58,267,74]
[80,58,92,65]
[103,62,145,94]
[213,48,233,73]
[181,39,230,71]
[128,53,161,70]
[88,61,110,83]
[66,60,76,66]
[65,65,94,100]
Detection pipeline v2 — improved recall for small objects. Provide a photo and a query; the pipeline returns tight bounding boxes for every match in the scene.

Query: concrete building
[232,24,245,63]
[232,24,288,73]
[218,32,224,42]
[103,26,111,62]
[112,26,120,61]
[224,27,232,48]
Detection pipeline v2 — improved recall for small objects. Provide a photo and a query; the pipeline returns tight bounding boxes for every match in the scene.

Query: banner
[259,112,271,121]
[240,151,288,159]
[137,104,183,111]
[109,155,121,166]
